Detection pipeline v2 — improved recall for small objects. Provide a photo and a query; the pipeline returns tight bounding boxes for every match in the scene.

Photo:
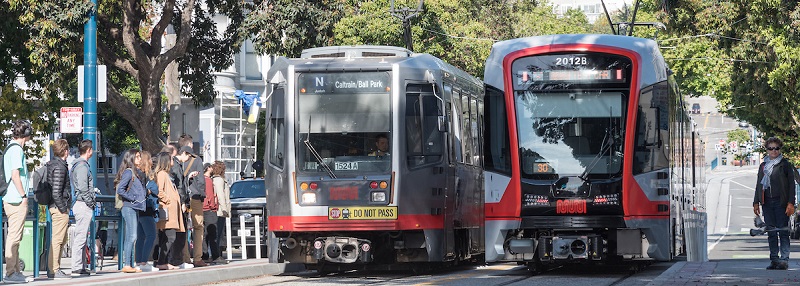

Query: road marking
[704,114,709,129]
[730,180,754,190]
[732,254,770,259]
[413,264,519,286]
[719,228,728,232]
[709,192,732,253]
[740,228,750,232]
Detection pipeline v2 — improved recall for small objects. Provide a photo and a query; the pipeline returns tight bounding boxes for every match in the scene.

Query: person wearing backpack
[46,139,72,280]
[211,161,230,265]
[2,120,34,283]
[179,135,207,268]
[114,149,147,273]
[70,139,94,277]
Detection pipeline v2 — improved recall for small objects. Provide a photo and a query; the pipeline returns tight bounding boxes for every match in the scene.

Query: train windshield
[296,72,392,175]
[511,53,632,180]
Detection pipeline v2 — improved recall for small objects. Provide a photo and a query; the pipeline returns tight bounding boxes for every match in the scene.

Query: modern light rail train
[482,34,706,271]
[264,46,485,271]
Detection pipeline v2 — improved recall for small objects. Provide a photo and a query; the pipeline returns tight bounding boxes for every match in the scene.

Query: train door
[404,82,449,261]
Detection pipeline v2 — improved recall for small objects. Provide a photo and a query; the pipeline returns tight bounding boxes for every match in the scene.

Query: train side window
[470,98,480,166]
[451,89,464,163]
[405,84,443,168]
[268,87,286,168]
[461,89,473,165]
[484,86,511,175]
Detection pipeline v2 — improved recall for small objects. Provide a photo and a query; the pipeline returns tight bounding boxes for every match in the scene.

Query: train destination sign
[299,72,390,94]
[511,53,632,90]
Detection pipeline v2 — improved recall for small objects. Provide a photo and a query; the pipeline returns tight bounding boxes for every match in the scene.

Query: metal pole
[226,217,233,260]
[84,0,99,272]
[255,215,261,259]
[240,215,247,260]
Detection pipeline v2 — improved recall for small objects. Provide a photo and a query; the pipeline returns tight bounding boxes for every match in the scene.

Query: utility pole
[389,0,424,51]
[83,0,99,271]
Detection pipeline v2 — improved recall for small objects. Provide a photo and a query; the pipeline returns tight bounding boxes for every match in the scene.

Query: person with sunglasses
[753,137,796,270]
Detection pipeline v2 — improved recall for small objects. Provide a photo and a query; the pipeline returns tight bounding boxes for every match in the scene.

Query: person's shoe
[213,257,228,265]
[179,263,195,269]
[5,272,32,283]
[48,270,71,280]
[767,261,779,270]
[71,269,91,276]
[139,264,159,272]
[193,260,208,267]
[121,266,142,273]
[777,261,789,270]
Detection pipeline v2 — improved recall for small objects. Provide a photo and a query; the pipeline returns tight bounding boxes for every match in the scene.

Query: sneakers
[213,257,228,265]
[193,260,208,267]
[4,272,32,283]
[72,269,91,276]
[121,266,142,273]
[777,261,789,270]
[179,262,195,269]
[767,261,778,270]
[138,264,160,272]
[47,270,72,280]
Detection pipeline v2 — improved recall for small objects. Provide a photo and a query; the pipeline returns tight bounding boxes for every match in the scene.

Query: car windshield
[230,180,265,199]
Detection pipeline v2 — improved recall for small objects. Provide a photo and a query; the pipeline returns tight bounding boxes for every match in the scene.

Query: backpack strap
[183,157,195,177]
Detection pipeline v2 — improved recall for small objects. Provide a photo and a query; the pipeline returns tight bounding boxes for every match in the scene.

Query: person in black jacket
[47,139,72,280]
[753,137,796,270]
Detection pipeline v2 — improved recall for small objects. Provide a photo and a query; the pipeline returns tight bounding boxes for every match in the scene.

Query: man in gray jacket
[70,140,94,276]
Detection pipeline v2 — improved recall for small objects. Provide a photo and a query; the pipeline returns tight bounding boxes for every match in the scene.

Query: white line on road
[709,193,732,252]
[730,180,754,190]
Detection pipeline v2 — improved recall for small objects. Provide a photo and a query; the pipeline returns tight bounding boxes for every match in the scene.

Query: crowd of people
[1,120,233,283]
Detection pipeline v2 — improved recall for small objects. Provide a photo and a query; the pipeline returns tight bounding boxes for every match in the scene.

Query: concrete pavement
[17,258,304,285]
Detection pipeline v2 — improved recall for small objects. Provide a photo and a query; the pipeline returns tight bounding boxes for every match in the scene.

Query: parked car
[691,103,701,114]
[225,178,268,255]
[738,121,750,128]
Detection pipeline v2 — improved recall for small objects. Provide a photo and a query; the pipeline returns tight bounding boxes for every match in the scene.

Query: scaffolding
[217,93,258,183]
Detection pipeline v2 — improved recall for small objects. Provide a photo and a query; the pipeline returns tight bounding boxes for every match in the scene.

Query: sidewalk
[14,257,304,286]
[648,260,800,286]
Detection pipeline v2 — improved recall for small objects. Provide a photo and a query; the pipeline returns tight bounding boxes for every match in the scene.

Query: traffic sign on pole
[60,107,83,133]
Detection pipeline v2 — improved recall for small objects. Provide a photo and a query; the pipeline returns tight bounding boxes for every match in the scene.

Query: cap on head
[179,145,194,155]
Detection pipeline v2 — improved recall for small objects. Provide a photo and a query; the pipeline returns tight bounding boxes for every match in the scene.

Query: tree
[11,0,247,153]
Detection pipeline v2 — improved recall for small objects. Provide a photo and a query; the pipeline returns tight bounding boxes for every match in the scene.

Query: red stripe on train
[268,214,444,232]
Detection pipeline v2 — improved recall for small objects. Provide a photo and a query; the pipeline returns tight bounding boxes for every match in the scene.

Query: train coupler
[313,237,372,263]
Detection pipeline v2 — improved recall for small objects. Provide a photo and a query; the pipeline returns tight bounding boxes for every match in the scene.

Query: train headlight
[593,193,619,205]
[371,192,386,202]
[302,192,317,204]
[522,194,549,207]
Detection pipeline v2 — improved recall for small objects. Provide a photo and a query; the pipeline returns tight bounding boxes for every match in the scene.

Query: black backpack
[32,162,53,205]
[0,142,21,196]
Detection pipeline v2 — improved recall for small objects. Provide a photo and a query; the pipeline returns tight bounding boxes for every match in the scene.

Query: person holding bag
[114,149,147,273]
[154,152,186,270]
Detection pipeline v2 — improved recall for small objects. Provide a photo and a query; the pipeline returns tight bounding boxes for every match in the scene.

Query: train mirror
[438,116,447,132]
[424,70,436,83]
[270,71,286,85]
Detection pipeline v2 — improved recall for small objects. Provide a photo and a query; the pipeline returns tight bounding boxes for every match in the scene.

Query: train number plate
[335,162,358,171]
[328,206,398,220]
[556,199,587,214]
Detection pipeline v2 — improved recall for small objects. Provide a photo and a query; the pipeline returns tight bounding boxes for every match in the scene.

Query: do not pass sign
[60,107,83,133]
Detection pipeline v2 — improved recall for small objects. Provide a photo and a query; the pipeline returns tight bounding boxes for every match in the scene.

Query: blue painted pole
[83,0,99,272]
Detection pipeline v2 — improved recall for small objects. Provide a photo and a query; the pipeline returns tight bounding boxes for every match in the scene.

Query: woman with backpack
[154,152,186,270]
[135,151,159,272]
[201,163,220,263]
[114,149,147,273]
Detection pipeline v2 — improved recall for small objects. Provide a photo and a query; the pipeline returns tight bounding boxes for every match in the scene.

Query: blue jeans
[763,197,790,262]
[136,215,157,263]
[121,207,139,267]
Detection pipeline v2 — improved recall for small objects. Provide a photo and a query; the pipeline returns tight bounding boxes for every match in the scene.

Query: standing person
[135,151,159,272]
[70,140,95,277]
[201,164,220,263]
[174,146,199,268]
[753,137,796,270]
[179,134,207,267]
[3,120,34,283]
[115,149,147,273]
[154,152,186,270]
[47,139,72,280]
[168,142,194,268]
[211,161,230,264]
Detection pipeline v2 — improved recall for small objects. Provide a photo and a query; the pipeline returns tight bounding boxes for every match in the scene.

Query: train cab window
[405,84,443,168]
[451,89,464,163]
[268,87,286,168]
[633,82,670,174]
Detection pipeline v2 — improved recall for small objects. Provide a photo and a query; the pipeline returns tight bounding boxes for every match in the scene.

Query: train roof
[484,34,668,91]
[268,46,482,88]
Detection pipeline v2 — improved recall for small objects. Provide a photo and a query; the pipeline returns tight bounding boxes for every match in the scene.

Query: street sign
[77,65,107,102]
[60,107,83,133]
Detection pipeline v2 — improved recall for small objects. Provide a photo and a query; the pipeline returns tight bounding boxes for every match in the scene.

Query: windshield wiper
[303,116,336,179]
[580,109,616,181]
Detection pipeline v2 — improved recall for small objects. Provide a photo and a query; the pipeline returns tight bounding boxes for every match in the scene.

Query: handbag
[145,179,159,215]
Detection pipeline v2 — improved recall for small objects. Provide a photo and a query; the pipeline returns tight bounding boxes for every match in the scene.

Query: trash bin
[18,220,46,271]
